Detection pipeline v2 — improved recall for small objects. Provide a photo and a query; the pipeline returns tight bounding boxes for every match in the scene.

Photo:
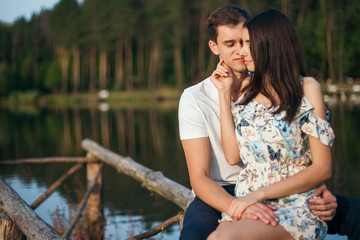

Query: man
[178,5,359,240]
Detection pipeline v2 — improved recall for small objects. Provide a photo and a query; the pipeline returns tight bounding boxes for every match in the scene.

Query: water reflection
[0,105,187,239]
[325,96,360,199]
[0,98,359,239]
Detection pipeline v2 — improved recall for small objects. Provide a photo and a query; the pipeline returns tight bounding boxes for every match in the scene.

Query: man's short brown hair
[207,5,251,43]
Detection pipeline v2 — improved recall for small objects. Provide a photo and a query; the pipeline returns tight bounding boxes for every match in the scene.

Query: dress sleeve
[296,97,335,147]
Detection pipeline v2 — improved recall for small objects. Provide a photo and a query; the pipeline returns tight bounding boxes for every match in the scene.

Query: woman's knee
[207,230,221,240]
[207,228,233,240]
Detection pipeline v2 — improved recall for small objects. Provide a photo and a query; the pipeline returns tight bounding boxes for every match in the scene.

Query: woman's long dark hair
[240,8,306,122]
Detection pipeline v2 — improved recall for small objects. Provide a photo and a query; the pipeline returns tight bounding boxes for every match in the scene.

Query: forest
[0,0,359,97]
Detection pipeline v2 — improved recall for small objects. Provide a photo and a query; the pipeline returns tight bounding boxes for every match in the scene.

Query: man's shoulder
[182,77,213,97]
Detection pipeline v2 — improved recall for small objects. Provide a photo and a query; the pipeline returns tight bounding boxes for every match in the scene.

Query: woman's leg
[207,219,294,240]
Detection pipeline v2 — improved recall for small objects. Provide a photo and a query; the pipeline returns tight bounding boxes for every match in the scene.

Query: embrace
[178,5,360,240]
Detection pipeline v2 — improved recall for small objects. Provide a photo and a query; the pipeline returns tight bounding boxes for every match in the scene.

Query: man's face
[209,23,246,76]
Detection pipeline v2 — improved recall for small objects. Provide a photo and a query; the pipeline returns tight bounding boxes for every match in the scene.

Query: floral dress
[224,93,335,240]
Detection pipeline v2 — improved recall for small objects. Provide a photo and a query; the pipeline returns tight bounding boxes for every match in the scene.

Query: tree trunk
[125,36,133,90]
[174,45,184,88]
[89,44,97,92]
[99,46,107,90]
[148,42,160,89]
[137,35,145,87]
[327,16,335,83]
[296,0,308,26]
[338,18,344,84]
[115,39,124,90]
[197,7,206,79]
[59,47,69,94]
[206,52,217,77]
[319,0,328,82]
[281,0,288,15]
[72,47,80,93]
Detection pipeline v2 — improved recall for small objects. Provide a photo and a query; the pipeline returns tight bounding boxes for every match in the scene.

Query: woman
[208,9,334,240]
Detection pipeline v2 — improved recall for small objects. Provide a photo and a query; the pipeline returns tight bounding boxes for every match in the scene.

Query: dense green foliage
[0,0,359,97]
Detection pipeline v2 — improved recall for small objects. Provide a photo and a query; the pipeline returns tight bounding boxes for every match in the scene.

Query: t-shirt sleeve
[178,91,209,140]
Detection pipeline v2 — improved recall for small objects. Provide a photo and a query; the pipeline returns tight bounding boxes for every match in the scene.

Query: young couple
[178,5,360,240]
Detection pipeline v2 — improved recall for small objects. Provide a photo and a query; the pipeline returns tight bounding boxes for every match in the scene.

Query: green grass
[1,87,183,109]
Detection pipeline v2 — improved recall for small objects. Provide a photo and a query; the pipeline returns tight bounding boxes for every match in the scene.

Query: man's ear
[208,40,219,55]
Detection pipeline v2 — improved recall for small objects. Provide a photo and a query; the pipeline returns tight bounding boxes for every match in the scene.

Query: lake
[0,95,359,239]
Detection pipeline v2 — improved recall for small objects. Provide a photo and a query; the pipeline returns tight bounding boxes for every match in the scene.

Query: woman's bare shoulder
[302,76,326,118]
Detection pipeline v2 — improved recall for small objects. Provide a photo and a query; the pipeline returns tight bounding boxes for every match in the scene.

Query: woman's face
[240,28,254,72]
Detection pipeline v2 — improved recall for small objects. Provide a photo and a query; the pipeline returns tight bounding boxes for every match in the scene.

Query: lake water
[0,95,359,239]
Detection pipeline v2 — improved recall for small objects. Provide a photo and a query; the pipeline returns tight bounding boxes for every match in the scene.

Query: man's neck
[230,71,245,102]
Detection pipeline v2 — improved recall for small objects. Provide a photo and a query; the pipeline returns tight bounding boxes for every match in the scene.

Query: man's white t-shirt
[178,77,243,185]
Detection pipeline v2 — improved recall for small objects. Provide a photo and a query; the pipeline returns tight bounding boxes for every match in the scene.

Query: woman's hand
[210,59,234,93]
[229,193,260,221]
[241,203,279,226]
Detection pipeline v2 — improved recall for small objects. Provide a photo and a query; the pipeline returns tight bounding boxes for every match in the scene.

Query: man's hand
[308,184,337,221]
[241,203,279,226]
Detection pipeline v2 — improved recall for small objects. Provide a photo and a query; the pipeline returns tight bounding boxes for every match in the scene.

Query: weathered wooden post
[0,177,65,240]
[86,153,105,239]
[82,138,195,238]
[0,212,25,240]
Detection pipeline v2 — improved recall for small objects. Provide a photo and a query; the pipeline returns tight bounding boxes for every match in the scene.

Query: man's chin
[231,66,247,74]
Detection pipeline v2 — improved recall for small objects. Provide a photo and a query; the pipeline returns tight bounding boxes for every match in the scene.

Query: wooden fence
[0,139,194,240]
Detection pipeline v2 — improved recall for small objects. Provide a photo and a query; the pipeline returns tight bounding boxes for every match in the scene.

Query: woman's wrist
[218,89,231,102]
[253,189,266,202]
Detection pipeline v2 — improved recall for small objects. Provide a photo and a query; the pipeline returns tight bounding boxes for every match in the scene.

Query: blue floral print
[273,118,292,137]
[226,94,335,240]
[236,119,250,136]
[267,145,281,161]
[249,141,265,163]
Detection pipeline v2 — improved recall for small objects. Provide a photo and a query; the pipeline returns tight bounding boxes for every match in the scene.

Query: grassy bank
[1,87,184,110]
[2,82,360,110]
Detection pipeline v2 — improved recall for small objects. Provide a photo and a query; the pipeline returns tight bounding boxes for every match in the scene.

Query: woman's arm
[229,77,333,220]
[210,60,242,165]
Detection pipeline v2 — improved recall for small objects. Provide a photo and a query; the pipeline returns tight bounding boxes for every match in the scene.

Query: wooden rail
[81,138,194,210]
[0,157,94,164]
[0,139,195,239]
[31,163,84,209]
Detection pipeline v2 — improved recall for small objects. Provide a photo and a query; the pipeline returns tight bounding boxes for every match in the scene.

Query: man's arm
[182,137,234,214]
[182,137,279,225]
[308,184,337,221]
